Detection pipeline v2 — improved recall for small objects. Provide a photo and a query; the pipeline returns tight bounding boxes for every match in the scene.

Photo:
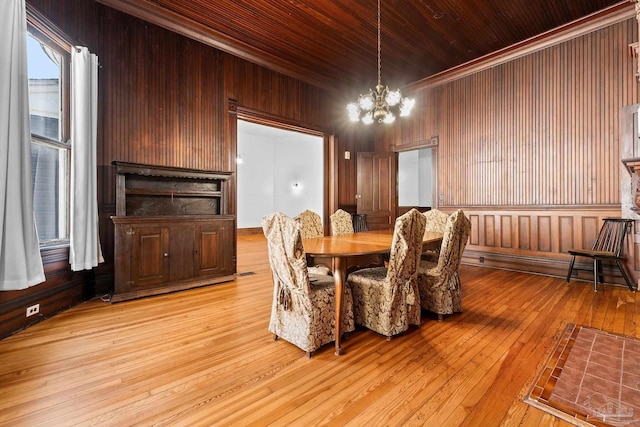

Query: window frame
[26,5,73,248]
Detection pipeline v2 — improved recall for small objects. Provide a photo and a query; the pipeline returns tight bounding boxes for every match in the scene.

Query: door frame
[227,100,335,234]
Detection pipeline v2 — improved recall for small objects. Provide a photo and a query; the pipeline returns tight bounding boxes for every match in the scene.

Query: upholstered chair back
[294,209,324,239]
[262,212,311,305]
[423,209,449,233]
[330,209,354,236]
[386,209,427,294]
[435,210,471,275]
[346,208,426,338]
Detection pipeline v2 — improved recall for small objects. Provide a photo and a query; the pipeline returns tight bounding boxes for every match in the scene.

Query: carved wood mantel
[623,157,640,211]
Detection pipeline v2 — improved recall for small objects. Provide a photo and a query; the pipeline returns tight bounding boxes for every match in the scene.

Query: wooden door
[131,225,170,288]
[356,152,396,230]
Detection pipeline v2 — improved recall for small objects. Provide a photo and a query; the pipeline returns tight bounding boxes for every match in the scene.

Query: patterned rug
[525,323,640,426]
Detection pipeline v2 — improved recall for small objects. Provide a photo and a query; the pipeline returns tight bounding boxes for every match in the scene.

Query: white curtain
[69,47,103,271]
[0,0,45,290]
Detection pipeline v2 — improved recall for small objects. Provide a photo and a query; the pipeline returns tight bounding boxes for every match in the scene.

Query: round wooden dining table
[302,229,443,355]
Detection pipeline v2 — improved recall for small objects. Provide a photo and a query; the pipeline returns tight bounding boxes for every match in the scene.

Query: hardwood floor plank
[0,234,638,426]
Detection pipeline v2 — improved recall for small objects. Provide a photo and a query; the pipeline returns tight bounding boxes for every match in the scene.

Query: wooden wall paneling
[518,216,530,250]
[459,207,624,279]
[537,216,552,252]
[501,215,512,248]
[558,216,575,254]
[469,214,480,246]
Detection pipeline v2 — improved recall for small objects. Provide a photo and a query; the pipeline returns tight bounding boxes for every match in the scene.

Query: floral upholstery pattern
[263,212,355,356]
[294,209,331,276]
[330,209,354,236]
[346,209,426,338]
[422,209,450,261]
[417,209,471,320]
[423,209,449,233]
[295,209,324,239]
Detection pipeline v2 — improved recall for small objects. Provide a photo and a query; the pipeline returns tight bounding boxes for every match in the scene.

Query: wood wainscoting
[457,206,637,285]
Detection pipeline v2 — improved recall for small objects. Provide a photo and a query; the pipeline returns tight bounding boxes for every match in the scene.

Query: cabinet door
[131,226,170,288]
[169,225,195,282]
[194,220,234,277]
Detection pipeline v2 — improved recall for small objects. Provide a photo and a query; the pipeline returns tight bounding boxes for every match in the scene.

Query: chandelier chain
[377,0,381,86]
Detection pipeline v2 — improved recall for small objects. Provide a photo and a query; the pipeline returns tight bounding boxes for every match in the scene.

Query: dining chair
[422,209,450,261]
[294,209,332,276]
[262,212,355,358]
[346,208,426,339]
[417,209,471,321]
[565,217,636,292]
[330,209,354,236]
[294,209,324,239]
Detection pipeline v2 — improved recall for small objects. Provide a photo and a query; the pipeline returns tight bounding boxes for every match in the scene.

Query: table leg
[334,256,345,355]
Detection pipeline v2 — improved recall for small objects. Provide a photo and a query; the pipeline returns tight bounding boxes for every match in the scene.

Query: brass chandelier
[347,0,415,124]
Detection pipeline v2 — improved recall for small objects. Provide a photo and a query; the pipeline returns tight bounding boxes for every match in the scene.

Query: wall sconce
[235,155,243,164]
[344,150,351,160]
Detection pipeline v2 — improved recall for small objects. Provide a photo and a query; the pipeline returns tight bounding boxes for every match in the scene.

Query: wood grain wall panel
[381,18,640,282]
[537,216,552,252]
[559,216,575,254]
[580,216,601,251]
[469,214,480,246]
[501,215,512,248]
[390,19,638,208]
[458,207,623,277]
[518,216,531,250]
[484,216,495,247]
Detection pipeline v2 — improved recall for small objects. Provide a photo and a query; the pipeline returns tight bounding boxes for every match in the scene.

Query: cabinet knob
[164,253,169,257]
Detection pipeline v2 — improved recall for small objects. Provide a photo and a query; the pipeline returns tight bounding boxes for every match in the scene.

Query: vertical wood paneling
[392,19,639,208]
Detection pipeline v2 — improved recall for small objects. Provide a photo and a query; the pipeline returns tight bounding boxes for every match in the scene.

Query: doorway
[236,120,324,229]
[397,147,437,213]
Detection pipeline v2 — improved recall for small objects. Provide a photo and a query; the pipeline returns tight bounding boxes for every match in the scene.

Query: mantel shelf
[125,188,223,198]
[622,158,640,175]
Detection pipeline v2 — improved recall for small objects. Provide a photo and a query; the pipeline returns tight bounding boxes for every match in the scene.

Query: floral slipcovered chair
[295,209,324,239]
[346,209,426,339]
[294,209,331,275]
[422,209,450,262]
[263,212,355,357]
[417,209,471,321]
[330,209,354,236]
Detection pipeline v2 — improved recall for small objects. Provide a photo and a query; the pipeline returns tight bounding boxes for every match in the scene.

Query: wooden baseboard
[462,249,633,286]
[237,227,262,236]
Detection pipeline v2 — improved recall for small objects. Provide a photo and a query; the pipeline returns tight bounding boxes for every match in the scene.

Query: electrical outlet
[26,304,39,317]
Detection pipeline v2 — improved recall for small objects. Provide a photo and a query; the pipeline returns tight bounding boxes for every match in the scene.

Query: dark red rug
[526,323,640,426]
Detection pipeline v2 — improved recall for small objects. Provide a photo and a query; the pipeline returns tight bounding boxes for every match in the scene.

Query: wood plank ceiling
[97,0,626,91]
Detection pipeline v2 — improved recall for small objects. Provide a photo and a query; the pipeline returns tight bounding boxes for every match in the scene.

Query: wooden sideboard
[110,161,236,302]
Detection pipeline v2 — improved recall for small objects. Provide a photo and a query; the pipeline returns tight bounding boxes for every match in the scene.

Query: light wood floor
[1,234,638,426]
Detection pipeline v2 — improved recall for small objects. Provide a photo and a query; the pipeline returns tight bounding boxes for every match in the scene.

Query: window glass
[26,32,69,244]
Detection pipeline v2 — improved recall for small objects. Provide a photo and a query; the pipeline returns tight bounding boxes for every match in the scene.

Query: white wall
[398,148,432,207]
[237,121,324,228]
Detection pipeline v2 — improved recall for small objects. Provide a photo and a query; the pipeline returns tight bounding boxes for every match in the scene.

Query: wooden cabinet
[111,162,235,302]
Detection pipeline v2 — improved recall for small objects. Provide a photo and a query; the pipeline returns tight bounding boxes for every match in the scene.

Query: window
[26,28,70,245]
